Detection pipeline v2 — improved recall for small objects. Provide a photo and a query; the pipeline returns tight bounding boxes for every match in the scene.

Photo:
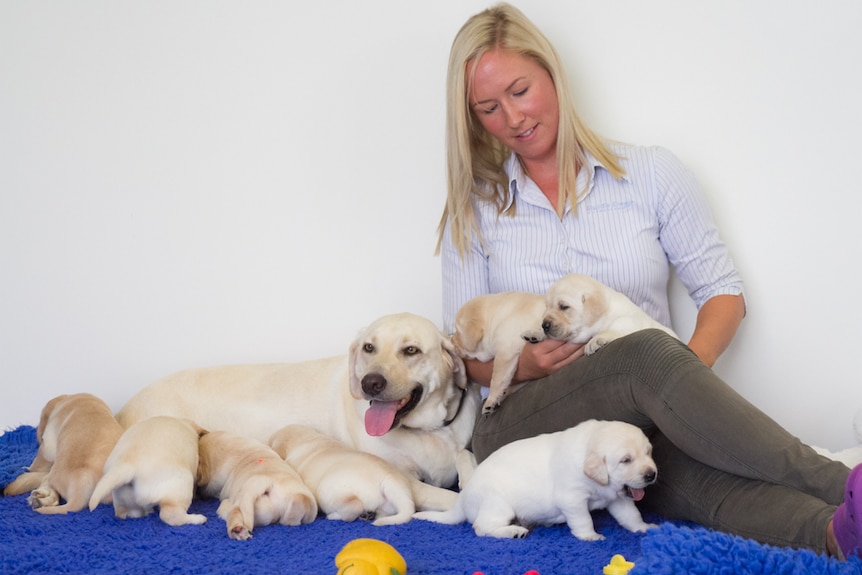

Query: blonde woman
[437,2,861,560]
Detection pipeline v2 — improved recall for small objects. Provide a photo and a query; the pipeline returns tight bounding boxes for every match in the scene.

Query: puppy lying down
[88,416,207,526]
[197,430,317,540]
[3,393,124,514]
[270,424,458,526]
[523,273,678,354]
[414,419,658,540]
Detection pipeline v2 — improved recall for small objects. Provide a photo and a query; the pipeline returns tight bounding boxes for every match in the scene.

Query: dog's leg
[471,496,529,539]
[158,496,207,526]
[606,498,657,533]
[483,353,521,414]
[372,476,416,526]
[218,500,252,540]
[3,470,47,497]
[410,479,457,513]
[34,468,101,514]
[562,502,604,541]
[455,449,477,490]
[585,330,625,355]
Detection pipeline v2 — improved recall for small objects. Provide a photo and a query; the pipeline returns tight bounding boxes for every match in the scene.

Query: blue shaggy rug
[1,425,859,575]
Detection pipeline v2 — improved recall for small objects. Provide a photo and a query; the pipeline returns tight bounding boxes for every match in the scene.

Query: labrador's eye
[403,346,421,356]
[620,456,632,464]
[363,343,375,353]
[558,303,570,311]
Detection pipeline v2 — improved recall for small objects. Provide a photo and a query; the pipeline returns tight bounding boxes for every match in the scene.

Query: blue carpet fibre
[2,425,860,575]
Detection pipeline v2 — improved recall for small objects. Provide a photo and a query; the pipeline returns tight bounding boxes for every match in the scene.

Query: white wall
[1,0,860,449]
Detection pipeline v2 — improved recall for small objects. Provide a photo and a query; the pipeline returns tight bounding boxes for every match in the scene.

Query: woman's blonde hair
[436,2,625,257]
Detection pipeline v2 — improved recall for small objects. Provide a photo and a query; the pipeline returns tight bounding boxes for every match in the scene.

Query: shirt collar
[503,150,612,212]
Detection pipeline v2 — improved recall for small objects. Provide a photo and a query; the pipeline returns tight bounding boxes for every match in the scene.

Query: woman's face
[468,48,559,167]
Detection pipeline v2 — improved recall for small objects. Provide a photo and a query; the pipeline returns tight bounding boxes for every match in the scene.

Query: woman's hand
[463,339,585,387]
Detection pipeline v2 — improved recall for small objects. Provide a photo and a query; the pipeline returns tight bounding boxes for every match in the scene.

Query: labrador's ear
[347,327,367,399]
[442,336,468,390]
[583,452,609,486]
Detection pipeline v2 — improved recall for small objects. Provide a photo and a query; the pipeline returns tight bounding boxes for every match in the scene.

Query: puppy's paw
[521,329,545,344]
[481,398,500,415]
[585,337,608,355]
[481,524,530,538]
[573,530,605,542]
[358,510,378,522]
[229,524,253,541]
[27,487,59,509]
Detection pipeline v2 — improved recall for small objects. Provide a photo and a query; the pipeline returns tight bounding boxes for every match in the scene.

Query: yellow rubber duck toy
[335,538,407,575]
[602,554,635,575]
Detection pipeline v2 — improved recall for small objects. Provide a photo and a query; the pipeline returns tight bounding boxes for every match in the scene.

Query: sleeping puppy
[523,274,677,354]
[451,292,546,415]
[88,416,207,526]
[414,419,658,541]
[197,430,317,540]
[3,393,124,514]
[269,424,457,526]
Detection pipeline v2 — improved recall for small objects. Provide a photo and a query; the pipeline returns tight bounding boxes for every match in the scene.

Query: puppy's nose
[361,373,387,397]
[643,470,657,484]
[542,320,552,334]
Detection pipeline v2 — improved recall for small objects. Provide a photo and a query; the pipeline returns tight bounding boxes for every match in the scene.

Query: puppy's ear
[584,452,609,486]
[442,336,468,390]
[581,289,608,326]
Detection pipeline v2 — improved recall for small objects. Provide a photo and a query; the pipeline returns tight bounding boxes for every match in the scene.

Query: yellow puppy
[88,416,207,526]
[197,430,318,540]
[4,393,124,514]
[270,424,457,526]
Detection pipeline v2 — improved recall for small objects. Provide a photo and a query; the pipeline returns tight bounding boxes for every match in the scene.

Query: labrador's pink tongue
[629,487,645,502]
[364,400,399,436]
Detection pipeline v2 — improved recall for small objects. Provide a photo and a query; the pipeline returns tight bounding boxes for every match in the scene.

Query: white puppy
[3,393,124,514]
[523,274,677,354]
[451,292,546,415]
[197,430,317,540]
[270,425,458,526]
[116,313,480,489]
[88,416,207,526]
[414,419,658,541]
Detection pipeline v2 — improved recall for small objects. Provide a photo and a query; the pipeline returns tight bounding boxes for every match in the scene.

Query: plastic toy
[335,538,407,575]
[602,554,635,575]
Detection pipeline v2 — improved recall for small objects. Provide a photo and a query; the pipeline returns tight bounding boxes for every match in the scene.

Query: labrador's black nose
[542,320,552,333]
[361,373,387,397]
[644,470,657,484]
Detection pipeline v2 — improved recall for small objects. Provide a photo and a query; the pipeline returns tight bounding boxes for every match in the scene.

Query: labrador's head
[348,313,468,436]
[541,274,609,343]
[583,421,657,501]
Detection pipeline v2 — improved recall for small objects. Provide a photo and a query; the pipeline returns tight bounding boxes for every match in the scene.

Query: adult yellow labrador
[116,313,480,488]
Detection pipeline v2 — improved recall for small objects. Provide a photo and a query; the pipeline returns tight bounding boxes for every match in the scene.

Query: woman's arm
[687,293,746,367]
[464,339,586,387]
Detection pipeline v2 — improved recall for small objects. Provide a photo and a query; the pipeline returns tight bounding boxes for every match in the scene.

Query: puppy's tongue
[364,400,399,436]
[629,487,645,502]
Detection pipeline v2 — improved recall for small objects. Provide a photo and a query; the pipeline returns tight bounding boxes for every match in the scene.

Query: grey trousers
[471,329,848,553]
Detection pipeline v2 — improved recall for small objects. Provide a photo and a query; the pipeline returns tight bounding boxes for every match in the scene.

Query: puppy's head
[238,474,318,528]
[541,274,608,343]
[583,422,657,502]
[347,313,467,437]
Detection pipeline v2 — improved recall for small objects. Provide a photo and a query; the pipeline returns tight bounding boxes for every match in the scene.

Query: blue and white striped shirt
[440,143,744,334]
